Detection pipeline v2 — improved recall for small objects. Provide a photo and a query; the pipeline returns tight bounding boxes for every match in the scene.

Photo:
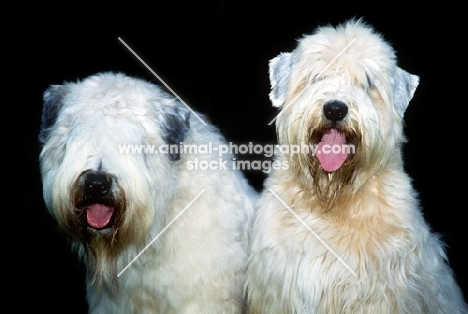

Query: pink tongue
[316,129,348,172]
[86,204,114,229]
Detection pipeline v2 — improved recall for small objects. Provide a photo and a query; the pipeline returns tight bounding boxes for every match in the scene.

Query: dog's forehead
[74,76,146,105]
[62,73,173,118]
[294,21,396,81]
[45,73,191,150]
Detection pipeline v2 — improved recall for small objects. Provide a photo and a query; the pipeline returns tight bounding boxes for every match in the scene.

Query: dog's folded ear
[39,85,69,145]
[392,67,419,117]
[159,101,190,160]
[269,52,293,108]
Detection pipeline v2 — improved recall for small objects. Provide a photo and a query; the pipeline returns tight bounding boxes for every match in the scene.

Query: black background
[6,1,466,312]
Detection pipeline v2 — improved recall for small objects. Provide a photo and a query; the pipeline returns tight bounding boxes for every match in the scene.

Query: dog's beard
[66,180,132,292]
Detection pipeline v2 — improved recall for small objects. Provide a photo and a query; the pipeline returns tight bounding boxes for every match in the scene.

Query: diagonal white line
[118,37,207,125]
[267,188,357,276]
[117,189,206,277]
[310,38,357,84]
[267,38,357,126]
[267,85,308,126]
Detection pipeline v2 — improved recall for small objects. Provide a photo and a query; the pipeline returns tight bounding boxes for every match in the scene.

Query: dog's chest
[256,195,410,311]
[274,207,403,262]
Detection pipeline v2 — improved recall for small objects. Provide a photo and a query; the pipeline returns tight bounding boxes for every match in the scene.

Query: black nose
[84,171,112,199]
[323,100,348,122]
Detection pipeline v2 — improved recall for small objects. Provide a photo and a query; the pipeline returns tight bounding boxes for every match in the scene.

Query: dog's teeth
[328,173,333,181]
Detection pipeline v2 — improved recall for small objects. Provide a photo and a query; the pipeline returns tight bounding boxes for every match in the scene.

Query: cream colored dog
[246,19,467,313]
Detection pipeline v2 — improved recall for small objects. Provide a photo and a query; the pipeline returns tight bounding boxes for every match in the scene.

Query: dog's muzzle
[79,170,116,230]
[314,100,349,172]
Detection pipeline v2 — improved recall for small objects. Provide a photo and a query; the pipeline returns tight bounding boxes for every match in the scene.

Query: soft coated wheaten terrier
[245,19,467,313]
[39,72,257,313]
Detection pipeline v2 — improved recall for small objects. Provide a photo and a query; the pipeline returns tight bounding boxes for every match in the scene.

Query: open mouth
[314,128,349,173]
[86,203,116,229]
[75,170,117,230]
[75,198,117,230]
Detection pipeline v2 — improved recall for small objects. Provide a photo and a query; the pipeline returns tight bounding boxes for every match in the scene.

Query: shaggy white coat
[39,72,257,314]
[246,19,467,314]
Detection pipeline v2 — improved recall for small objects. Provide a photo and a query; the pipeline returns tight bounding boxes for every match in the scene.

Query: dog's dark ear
[269,52,293,108]
[161,103,190,160]
[392,67,419,117]
[39,85,69,145]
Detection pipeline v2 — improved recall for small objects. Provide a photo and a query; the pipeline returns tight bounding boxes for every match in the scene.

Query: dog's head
[39,72,191,287]
[269,18,419,207]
